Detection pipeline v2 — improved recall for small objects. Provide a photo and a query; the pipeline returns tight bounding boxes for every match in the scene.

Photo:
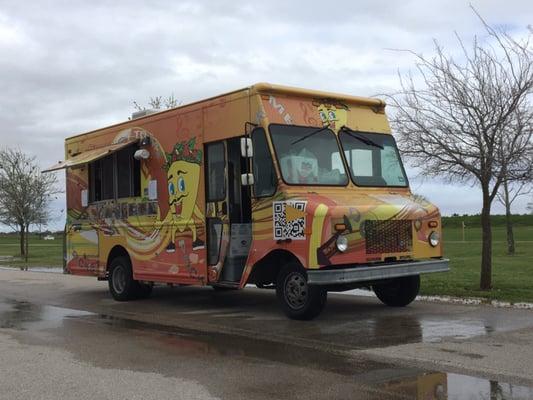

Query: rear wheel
[373,275,420,307]
[276,263,327,320]
[108,256,138,301]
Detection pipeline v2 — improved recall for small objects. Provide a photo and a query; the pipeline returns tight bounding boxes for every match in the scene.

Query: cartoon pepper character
[161,137,205,252]
[317,103,348,132]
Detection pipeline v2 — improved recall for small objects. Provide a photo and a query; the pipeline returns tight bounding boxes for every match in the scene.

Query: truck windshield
[269,124,348,186]
[337,130,408,187]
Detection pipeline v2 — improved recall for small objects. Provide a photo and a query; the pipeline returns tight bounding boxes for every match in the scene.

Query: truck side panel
[65,91,250,285]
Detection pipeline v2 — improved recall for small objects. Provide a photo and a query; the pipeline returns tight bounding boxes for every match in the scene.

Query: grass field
[421,225,533,303]
[0,234,63,268]
[0,225,532,303]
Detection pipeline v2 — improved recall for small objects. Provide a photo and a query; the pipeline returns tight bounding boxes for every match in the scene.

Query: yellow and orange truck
[45,83,449,319]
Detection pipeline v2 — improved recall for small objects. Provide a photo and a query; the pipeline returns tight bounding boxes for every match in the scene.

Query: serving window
[88,145,141,202]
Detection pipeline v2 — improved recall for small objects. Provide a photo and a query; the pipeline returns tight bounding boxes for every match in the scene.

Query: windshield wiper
[291,124,330,145]
[339,126,384,149]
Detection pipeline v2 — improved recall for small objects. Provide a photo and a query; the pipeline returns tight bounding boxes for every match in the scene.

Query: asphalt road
[1,269,533,400]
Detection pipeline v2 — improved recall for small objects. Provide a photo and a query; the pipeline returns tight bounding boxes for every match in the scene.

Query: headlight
[336,235,349,252]
[429,231,440,247]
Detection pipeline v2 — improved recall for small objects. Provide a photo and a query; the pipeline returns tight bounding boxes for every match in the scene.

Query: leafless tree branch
[385,9,533,289]
[132,94,181,112]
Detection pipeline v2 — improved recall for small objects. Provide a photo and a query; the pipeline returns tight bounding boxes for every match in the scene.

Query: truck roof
[65,83,386,141]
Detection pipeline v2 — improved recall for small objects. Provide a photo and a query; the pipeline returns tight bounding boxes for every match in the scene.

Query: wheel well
[106,245,130,273]
[247,250,302,286]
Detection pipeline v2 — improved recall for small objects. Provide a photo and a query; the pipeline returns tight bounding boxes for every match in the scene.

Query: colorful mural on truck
[61,86,443,287]
[65,125,208,283]
[159,137,204,252]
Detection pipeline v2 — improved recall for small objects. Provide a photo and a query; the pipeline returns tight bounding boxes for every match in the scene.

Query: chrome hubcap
[284,272,307,310]
[112,265,126,294]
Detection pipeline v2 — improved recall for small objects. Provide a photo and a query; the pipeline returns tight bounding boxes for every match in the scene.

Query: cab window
[338,131,408,187]
[269,124,348,186]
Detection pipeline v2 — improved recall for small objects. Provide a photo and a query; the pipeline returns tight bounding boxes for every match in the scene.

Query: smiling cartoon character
[318,103,348,132]
[162,137,204,252]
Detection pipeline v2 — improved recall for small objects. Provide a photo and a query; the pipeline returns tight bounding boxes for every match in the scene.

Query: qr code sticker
[273,201,307,240]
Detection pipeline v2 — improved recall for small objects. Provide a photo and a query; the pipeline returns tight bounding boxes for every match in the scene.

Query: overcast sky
[0,0,532,230]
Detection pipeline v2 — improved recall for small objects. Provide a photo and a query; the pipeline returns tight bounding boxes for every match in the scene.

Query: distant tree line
[442,214,533,228]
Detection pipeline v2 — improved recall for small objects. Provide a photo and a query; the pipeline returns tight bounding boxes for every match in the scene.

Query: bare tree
[387,11,533,290]
[133,94,180,112]
[496,181,532,254]
[0,149,60,261]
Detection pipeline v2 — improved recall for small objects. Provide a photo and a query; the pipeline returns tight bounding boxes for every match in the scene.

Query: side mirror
[241,173,254,186]
[240,137,253,158]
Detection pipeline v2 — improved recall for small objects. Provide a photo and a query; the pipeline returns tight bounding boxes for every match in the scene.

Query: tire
[108,256,138,301]
[373,275,420,307]
[276,263,327,320]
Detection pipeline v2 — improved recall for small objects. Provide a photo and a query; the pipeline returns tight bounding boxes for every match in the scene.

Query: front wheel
[276,263,327,320]
[373,275,420,307]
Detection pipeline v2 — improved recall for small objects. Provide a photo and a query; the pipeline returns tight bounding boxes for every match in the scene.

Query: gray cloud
[0,0,532,230]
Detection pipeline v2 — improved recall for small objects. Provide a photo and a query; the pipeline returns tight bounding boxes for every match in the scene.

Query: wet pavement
[0,266,63,274]
[1,269,533,399]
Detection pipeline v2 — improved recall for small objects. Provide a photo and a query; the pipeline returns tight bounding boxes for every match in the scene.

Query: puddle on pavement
[419,318,493,342]
[1,298,533,399]
[380,372,533,400]
[0,297,389,376]
[0,269,526,348]
[316,314,497,349]
[448,373,533,400]
[0,299,92,331]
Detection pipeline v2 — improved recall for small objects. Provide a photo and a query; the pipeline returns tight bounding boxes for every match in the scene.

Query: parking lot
[1,269,533,399]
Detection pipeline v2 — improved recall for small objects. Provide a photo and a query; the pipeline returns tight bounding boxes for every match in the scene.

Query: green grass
[1,225,532,304]
[0,234,63,268]
[442,225,533,242]
[421,225,533,303]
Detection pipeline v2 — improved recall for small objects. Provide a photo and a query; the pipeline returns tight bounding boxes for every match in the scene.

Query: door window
[205,142,226,201]
[251,128,276,197]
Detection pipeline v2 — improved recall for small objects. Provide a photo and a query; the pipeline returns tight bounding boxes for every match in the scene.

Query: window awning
[42,139,138,173]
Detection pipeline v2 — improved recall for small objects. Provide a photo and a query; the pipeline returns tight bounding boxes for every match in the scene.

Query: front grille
[364,220,412,254]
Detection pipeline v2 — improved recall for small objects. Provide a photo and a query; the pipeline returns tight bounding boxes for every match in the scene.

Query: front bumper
[307,259,449,286]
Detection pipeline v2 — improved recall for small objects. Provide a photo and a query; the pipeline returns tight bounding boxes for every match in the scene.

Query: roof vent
[131,109,158,120]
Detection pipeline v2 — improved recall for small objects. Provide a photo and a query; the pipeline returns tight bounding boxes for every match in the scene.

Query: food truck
[44,83,449,320]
